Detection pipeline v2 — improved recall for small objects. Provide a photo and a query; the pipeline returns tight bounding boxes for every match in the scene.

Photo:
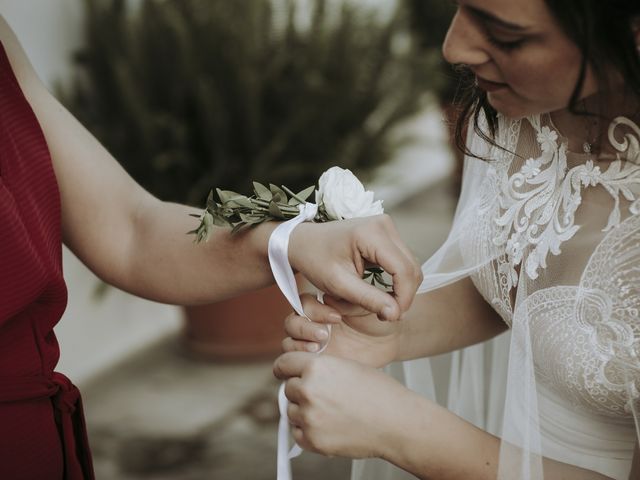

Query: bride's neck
[549,88,640,156]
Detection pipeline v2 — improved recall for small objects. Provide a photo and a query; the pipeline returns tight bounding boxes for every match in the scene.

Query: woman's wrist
[245,221,279,266]
[287,221,316,273]
[375,385,436,466]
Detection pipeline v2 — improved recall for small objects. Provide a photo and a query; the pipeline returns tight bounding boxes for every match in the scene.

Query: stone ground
[82,180,457,480]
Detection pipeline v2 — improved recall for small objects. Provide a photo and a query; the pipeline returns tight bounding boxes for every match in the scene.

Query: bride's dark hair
[454,0,640,156]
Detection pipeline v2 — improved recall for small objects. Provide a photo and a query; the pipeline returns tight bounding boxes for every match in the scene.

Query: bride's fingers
[285,313,330,342]
[300,293,342,324]
[287,402,303,426]
[291,426,309,451]
[323,294,371,317]
[282,336,322,353]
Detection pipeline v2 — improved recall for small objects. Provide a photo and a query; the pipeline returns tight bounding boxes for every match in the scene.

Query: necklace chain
[582,115,601,155]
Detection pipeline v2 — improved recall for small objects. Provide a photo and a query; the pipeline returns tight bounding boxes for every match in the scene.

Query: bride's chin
[487,95,531,121]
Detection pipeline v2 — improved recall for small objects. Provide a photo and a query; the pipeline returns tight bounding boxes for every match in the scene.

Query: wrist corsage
[190,166,390,289]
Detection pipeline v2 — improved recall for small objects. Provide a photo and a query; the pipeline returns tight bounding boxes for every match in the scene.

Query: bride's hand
[288,216,422,322]
[282,293,402,368]
[273,352,414,458]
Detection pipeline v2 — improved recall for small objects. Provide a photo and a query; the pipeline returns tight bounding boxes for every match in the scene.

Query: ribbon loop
[268,203,318,318]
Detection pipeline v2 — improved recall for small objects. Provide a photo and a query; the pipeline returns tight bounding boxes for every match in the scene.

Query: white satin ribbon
[268,203,318,316]
[268,202,326,480]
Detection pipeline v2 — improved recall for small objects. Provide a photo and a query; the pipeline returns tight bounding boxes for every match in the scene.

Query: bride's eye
[485,32,525,52]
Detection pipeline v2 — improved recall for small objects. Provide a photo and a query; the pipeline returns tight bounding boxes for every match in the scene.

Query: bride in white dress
[273,0,640,478]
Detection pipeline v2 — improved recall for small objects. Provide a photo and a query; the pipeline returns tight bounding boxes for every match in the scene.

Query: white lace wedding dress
[352,113,640,480]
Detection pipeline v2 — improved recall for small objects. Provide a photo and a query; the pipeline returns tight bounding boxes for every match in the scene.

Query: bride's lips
[475,75,509,92]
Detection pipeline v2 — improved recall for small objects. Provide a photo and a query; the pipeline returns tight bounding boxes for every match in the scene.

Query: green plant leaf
[269,184,287,204]
[217,189,246,204]
[239,212,265,224]
[253,181,273,201]
[227,196,254,208]
[211,213,231,227]
[296,185,316,202]
[216,188,231,204]
[268,201,285,219]
[206,190,216,209]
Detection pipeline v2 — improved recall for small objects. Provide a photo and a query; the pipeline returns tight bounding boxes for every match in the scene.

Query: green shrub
[62,0,442,205]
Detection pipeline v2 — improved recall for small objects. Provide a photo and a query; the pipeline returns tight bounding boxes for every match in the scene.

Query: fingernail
[315,328,329,341]
[307,343,320,352]
[381,305,396,321]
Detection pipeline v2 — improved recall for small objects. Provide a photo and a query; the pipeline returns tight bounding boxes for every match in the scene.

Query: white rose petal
[316,166,384,220]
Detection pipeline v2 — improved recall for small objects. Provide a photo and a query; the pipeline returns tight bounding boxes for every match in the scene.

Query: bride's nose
[442,10,491,67]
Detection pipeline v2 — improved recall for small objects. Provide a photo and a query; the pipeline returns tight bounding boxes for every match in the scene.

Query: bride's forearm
[395,277,507,361]
[380,390,500,479]
[380,391,612,480]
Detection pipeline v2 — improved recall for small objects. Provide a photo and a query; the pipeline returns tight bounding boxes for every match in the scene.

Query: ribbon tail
[277,383,293,480]
[270,203,320,480]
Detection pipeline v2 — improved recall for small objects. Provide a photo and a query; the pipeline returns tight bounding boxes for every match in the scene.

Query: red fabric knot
[51,372,95,479]
[51,373,80,415]
[0,372,95,478]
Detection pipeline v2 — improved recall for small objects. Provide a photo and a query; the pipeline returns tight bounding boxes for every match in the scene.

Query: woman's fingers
[289,218,422,322]
[300,293,342,324]
[354,217,423,315]
[287,402,303,426]
[284,376,307,404]
[273,352,314,380]
[322,294,370,317]
[282,336,322,353]
[284,312,330,342]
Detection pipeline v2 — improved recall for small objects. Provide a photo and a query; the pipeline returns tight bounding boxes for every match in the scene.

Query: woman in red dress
[0,15,421,480]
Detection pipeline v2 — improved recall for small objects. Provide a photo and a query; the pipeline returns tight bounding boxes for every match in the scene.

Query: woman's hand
[282,294,402,368]
[289,215,422,322]
[273,352,413,458]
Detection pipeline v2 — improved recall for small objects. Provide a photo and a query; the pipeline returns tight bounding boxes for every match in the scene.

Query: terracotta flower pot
[182,281,302,361]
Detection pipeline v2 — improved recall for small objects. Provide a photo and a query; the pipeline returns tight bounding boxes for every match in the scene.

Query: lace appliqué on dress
[494,116,640,290]
[528,213,640,417]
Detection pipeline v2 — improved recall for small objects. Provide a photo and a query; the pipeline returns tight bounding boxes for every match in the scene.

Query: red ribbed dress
[0,42,94,479]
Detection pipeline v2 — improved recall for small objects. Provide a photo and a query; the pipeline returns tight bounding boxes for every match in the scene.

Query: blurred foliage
[61,0,444,205]
[405,0,458,103]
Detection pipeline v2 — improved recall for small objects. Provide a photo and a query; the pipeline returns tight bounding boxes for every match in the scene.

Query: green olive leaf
[268,201,285,219]
[269,184,287,203]
[296,185,315,202]
[253,182,272,201]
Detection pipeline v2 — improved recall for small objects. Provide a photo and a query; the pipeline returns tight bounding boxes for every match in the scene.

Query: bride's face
[442,0,599,119]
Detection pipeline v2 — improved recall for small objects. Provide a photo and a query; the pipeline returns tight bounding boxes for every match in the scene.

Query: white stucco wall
[1,0,83,89]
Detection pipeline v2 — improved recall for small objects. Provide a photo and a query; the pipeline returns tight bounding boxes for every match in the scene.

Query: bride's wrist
[378,388,436,471]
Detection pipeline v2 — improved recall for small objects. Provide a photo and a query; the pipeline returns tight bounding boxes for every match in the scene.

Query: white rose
[316,166,384,220]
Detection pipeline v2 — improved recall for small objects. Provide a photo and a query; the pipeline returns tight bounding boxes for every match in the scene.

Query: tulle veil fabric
[352,112,640,480]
